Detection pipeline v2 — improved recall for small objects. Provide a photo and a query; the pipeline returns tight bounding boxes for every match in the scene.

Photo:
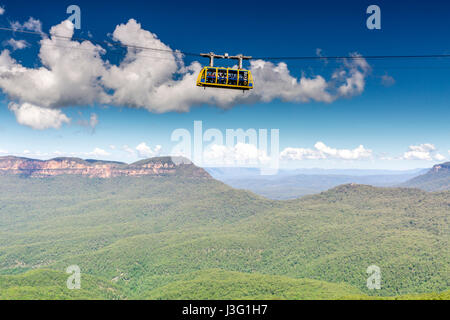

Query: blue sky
[0,0,449,170]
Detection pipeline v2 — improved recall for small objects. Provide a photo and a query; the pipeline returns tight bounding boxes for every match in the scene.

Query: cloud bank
[5,39,29,50]
[402,144,446,161]
[203,142,270,166]
[8,102,70,130]
[0,19,371,129]
[280,142,373,161]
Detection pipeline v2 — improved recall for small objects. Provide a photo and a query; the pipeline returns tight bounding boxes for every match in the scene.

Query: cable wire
[252,54,450,60]
[2,25,450,62]
[0,26,201,57]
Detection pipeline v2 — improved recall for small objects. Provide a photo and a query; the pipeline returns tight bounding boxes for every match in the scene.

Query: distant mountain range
[401,162,450,191]
[2,155,448,199]
[207,167,427,178]
[206,167,427,199]
[208,162,450,200]
[3,155,446,200]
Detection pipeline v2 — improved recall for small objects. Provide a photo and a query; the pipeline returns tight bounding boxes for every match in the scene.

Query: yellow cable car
[196,52,254,90]
[196,67,254,90]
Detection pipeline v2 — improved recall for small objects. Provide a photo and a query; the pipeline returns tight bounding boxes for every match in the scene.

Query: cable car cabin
[196,67,254,90]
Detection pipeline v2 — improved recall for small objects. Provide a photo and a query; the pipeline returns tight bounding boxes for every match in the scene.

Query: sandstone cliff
[431,162,450,173]
[0,156,210,178]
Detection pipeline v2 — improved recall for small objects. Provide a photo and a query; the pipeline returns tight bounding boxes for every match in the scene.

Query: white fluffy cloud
[0,21,108,110]
[122,142,162,158]
[11,17,42,33]
[85,147,111,158]
[334,55,370,97]
[315,142,372,160]
[8,102,70,130]
[0,18,371,129]
[136,142,162,158]
[281,142,372,161]
[402,144,445,161]
[248,60,334,103]
[280,146,324,160]
[202,142,270,166]
[5,39,29,50]
[0,7,5,15]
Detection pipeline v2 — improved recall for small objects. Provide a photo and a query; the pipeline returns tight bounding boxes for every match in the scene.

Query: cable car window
[228,70,237,86]
[217,69,227,84]
[239,71,248,86]
[206,68,216,83]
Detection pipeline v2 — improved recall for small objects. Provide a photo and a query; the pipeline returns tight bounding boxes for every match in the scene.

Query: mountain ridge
[0,155,209,179]
[401,162,450,191]
[207,167,426,200]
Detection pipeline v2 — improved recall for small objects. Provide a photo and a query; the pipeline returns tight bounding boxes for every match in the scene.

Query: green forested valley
[0,174,448,299]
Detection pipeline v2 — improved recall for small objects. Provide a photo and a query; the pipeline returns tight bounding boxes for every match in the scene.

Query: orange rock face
[0,156,209,178]
[432,162,450,173]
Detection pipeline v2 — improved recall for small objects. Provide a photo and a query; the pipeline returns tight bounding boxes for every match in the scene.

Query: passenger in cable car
[206,69,216,83]
[228,71,237,85]
[218,70,226,84]
[239,72,248,86]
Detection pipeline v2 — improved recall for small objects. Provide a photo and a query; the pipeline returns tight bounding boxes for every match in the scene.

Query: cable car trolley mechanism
[196,52,254,91]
